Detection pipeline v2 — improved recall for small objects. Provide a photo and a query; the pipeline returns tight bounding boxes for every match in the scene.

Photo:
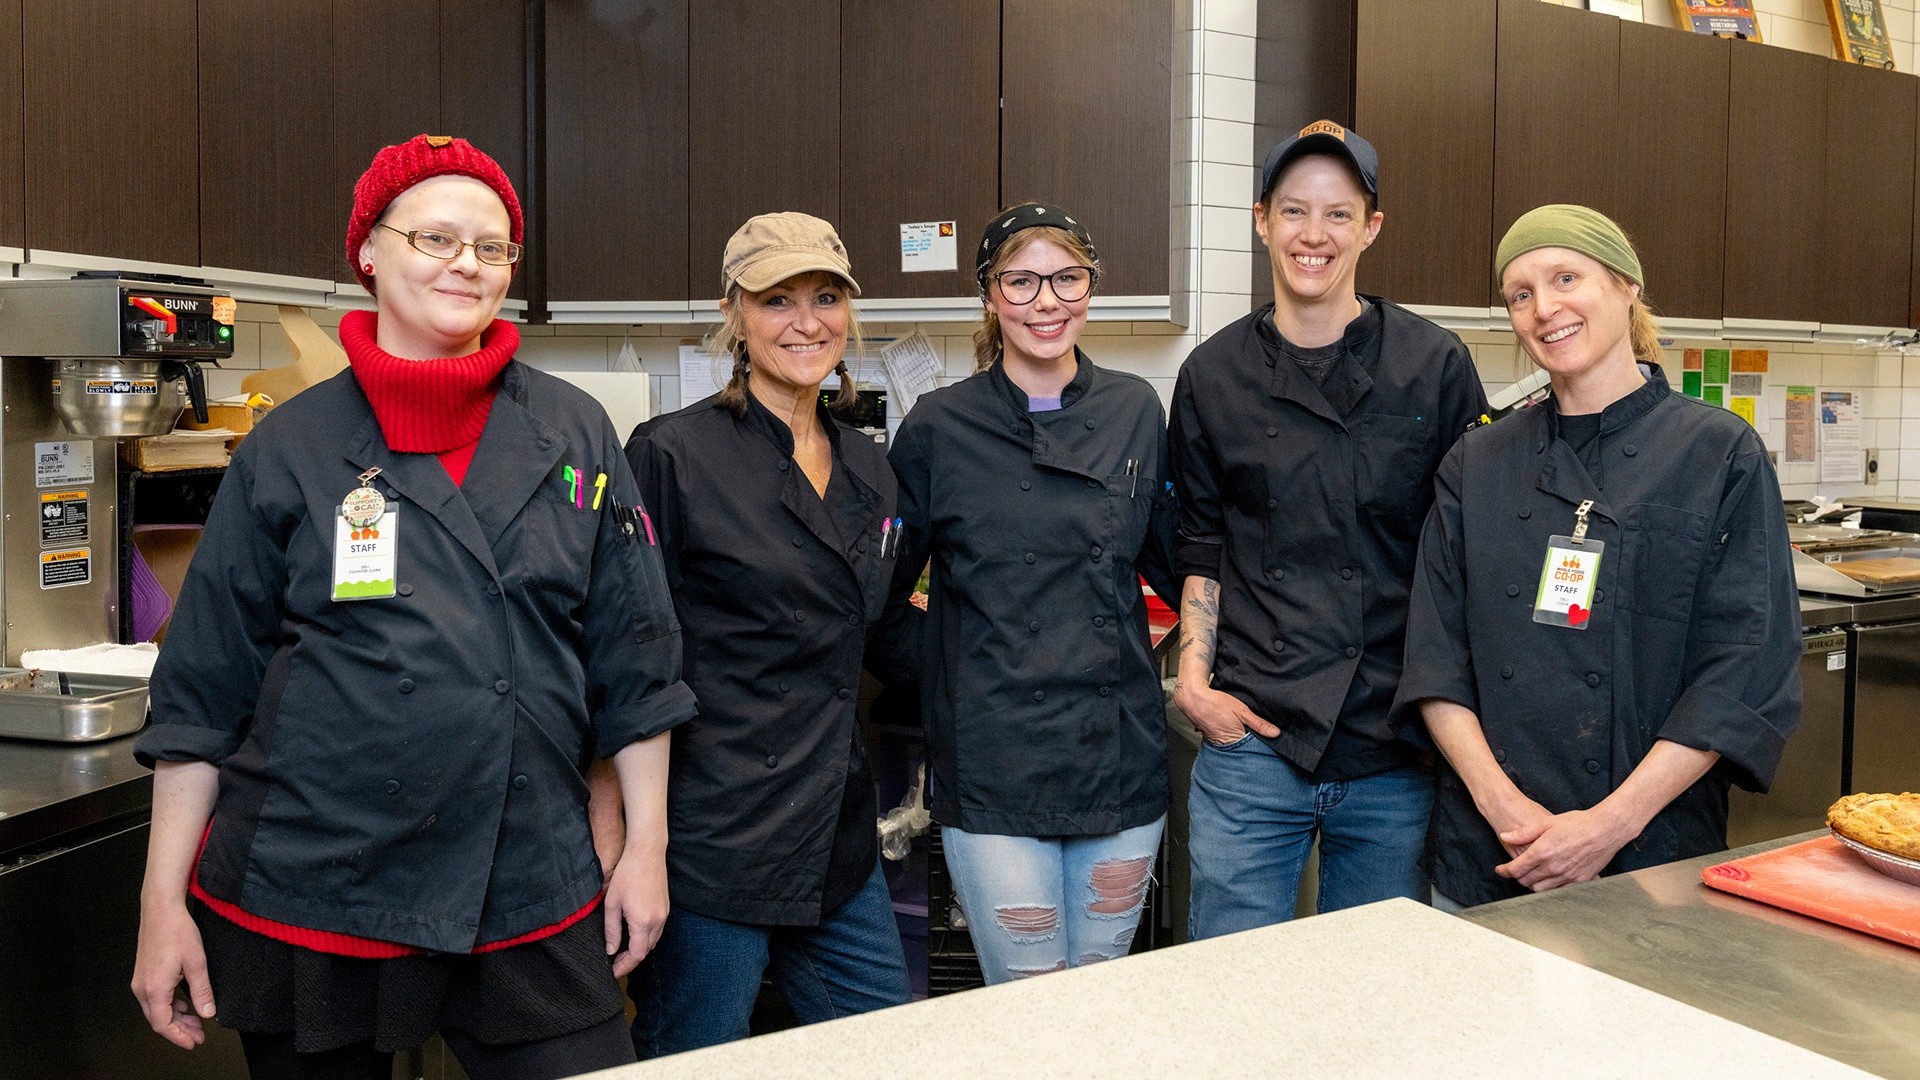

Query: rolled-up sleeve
[1168,363,1224,581]
[136,444,287,769]
[1390,442,1480,748]
[588,420,696,758]
[1655,445,1800,791]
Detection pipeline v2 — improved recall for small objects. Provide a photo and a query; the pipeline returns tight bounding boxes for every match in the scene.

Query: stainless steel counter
[0,730,150,858]
[1463,832,1920,1079]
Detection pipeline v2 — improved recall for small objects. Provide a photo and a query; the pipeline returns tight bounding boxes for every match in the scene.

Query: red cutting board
[1702,836,1920,950]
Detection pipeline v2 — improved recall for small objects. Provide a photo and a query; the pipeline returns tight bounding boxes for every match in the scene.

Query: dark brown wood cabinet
[1252,0,1356,306]
[331,0,441,283]
[1615,22,1728,321]
[1002,0,1171,297]
[840,0,1000,299]
[440,0,528,300]
[24,0,200,266]
[687,1,840,299]
[198,0,335,281]
[1822,62,1915,328]
[1351,0,1496,308]
[1725,40,1827,323]
[0,0,22,251]
[1493,0,1620,245]
[544,0,688,304]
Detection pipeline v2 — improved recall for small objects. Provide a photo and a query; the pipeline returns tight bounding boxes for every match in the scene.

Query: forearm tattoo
[1180,579,1221,672]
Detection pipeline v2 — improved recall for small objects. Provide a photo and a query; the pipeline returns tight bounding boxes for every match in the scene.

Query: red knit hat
[345,135,524,291]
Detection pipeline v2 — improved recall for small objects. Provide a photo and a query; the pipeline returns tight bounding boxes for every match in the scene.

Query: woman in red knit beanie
[131,135,693,1079]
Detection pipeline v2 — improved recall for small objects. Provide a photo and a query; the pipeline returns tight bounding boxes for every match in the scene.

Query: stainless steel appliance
[1726,614,1847,847]
[0,275,228,667]
[1841,596,1920,796]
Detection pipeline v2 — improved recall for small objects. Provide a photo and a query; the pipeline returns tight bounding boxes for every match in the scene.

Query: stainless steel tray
[0,668,149,742]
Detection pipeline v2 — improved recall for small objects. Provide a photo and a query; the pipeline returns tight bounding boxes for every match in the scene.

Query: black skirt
[190,897,626,1054]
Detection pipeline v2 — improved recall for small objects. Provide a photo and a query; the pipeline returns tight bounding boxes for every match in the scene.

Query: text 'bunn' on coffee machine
[0,274,229,663]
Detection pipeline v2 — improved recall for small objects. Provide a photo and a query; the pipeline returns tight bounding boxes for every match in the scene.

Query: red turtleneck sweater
[336,308,521,485]
[191,311,603,956]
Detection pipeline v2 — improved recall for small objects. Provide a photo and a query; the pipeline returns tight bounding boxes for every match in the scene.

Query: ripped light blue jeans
[942,816,1166,985]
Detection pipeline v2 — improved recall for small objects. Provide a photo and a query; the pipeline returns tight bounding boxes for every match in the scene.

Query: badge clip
[1570,499,1594,545]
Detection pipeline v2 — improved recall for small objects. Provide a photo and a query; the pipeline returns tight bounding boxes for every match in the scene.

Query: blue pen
[893,518,904,557]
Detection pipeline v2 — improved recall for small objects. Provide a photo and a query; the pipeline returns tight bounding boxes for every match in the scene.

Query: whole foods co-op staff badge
[333,469,397,601]
[1534,499,1602,630]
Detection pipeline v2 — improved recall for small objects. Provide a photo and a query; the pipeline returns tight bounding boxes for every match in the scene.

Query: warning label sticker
[40,547,91,590]
[39,490,88,547]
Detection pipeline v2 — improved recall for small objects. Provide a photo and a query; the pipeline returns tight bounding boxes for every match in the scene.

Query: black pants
[237,1014,635,1080]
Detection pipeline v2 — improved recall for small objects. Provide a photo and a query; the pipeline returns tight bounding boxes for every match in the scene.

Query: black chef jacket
[889,352,1179,836]
[135,363,695,953]
[1169,299,1488,779]
[1393,366,1802,906]
[626,393,914,926]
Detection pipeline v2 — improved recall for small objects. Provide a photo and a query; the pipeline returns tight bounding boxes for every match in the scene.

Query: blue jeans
[1187,734,1431,939]
[627,860,910,1059]
[942,817,1165,985]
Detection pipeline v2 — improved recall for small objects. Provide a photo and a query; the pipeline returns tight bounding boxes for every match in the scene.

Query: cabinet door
[545,0,688,304]
[1492,0,1619,245]
[1352,0,1495,308]
[23,0,200,266]
[688,1,839,299]
[1002,0,1172,297]
[332,0,441,284]
[840,0,999,300]
[441,0,528,301]
[0,0,21,251]
[1252,0,1355,307]
[1822,63,1915,329]
[1616,23,1727,322]
[1724,40,1825,324]
[199,0,334,281]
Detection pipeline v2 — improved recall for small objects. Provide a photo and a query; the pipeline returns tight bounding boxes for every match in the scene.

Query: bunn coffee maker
[0,275,229,662]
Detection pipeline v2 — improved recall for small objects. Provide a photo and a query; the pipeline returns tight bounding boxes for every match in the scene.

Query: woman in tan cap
[129,135,692,1078]
[1393,204,1800,908]
[622,212,914,1056]
[885,204,1179,983]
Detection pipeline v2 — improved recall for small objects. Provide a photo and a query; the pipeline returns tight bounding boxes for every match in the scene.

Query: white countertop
[579,898,1870,1079]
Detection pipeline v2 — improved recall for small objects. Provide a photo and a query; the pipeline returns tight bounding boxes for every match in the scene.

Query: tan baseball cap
[721,212,861,296]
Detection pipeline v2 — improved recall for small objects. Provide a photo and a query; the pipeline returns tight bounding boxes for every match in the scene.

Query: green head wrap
[1495,204,1642,288]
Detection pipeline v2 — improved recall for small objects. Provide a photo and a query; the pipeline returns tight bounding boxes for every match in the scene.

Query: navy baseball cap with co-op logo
[1258,120,1380,204]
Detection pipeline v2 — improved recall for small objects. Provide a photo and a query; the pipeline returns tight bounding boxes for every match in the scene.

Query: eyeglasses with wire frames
[379,224,523,266]
[989,265,1096,305]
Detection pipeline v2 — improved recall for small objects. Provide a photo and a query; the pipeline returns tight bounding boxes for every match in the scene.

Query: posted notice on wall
[1818,390,1863,484]
[900,221,958,273]
[1784,386,1817,464]
[678,344,727,407]
[880,331,944,415]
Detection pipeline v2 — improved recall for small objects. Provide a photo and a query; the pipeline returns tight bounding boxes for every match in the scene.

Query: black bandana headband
[975,203,1099,292]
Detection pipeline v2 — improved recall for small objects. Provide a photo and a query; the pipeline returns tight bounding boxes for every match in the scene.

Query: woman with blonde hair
[888,203,1179,983]
[1394,204,1801,907]
[623,212,914,1055]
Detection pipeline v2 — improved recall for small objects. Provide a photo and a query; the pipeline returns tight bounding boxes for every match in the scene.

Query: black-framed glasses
[991,265,1096,305]
[380,224,523,266]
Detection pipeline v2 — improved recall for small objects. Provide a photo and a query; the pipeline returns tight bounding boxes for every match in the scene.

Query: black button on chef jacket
[1393,365,1802,906]
[626,392,915,926]
[1169,299,1488,779]
[888,352,1179,836]
[136,364,696,953]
